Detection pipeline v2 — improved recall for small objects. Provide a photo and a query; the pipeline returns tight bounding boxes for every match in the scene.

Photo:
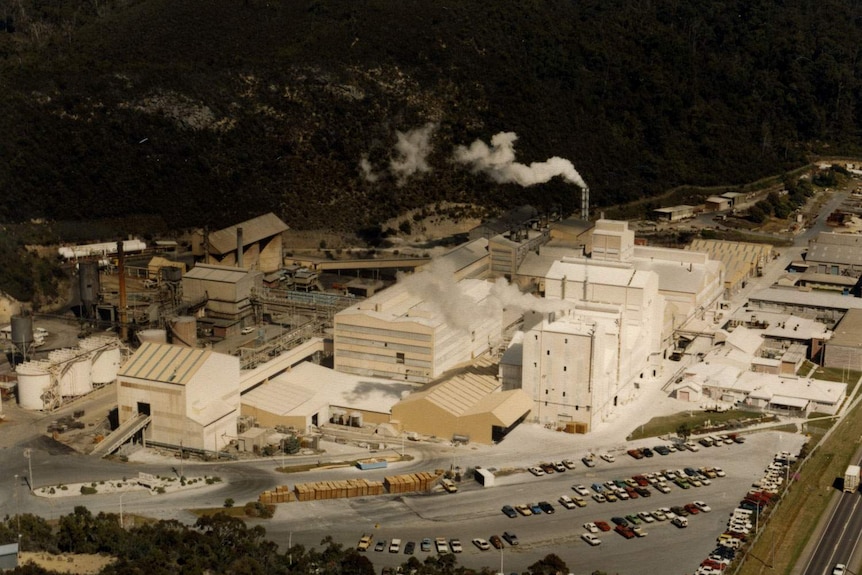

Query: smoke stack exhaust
[236,227,244,268]
[117,241,128,342]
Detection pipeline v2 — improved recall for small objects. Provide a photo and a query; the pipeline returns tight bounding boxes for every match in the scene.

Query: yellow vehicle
[357,534,373,551]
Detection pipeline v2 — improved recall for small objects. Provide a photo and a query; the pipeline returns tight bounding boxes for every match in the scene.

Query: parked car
[625,514,642,525]
[641,447,654,458]
[502,532,519,546]
[592,493,607,503]
[389,539,401,553]
[420,538,432,552]
[655,483,672,494]
[583,522,600,533]
[404,541,415,554]
[638,511,656,523]
[573,484,590,496]
[573,497,587,507]
[581,533,601,546]
[553,462,567,472]
[654,445,670,455]
[611,516,629,526]
[528,466,545,477]
[591,483,605,493]
[632,526,647,537]
[614,524,635,539]
[472,538,490,551]
[604,491,619,502]
[684,503,701,515]
[627,448,644,459]
[529,502,544,514]
[652,509,667,521]
[539,463,556,474]
[559,495,577,509]
[538,501,555,514]
[694,500,712,512]
[684,441,700,452]
[502,505,518,518]
[374,540,386,552]
[635,486,652,498]
[595,521,612,532]
[515,504,532,516]
[600,453,616,463]
[489,535,503,549]
[562,459,577,469]
[449,539,462,553]
[714,466,727,477]
[435,537,449,554]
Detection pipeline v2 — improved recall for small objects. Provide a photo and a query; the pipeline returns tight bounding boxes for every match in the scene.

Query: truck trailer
[844,465,860,493]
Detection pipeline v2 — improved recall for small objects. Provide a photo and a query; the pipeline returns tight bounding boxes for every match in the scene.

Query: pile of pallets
[258,485,296,504]
[291,478,386,502]
[383,472,440,494]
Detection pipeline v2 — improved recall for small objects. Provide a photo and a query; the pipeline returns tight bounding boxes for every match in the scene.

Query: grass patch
[627,409,767,441]
[739,402,862,575]
[810,365,861,388]
[805,412,837,433]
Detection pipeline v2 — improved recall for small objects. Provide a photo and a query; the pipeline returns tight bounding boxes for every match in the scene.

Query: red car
[595,521,612,532]
[684,503,701,515]
[614,525,635,539]
[633,475,649,487]
[627,449,644,460]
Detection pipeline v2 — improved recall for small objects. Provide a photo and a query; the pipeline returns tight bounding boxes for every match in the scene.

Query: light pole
[119,493,125,529]
[498,545,504,575]
[24,449,33,493]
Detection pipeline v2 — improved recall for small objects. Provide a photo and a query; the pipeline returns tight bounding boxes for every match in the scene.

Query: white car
[600,453,615,463]
[449,539,462,553]
[694,500,712,512]
[632,526,647,537]
[655,483,672,494]
[241,326,255,335]
[592,493,606,503]
[714,467,726,478]
[581,533,601,546]
[528,466,545,476]
[684,441,700,452]
[652,509,667,521]
[658,507,676,520]
[832,564,846,575]
[472,538,490,551]
[573,484,590,496]
[583,522,600,533]
[638,511,656,523]
[559,495,577,509]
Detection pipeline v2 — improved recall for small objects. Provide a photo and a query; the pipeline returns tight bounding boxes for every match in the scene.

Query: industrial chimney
[236,226,244,268]
[117,241,128,342]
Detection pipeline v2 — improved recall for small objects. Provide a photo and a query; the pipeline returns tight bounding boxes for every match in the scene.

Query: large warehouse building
[194,212,288,273]
[116,342,240,452]
[333,274,502,384]
[391,358,533,444]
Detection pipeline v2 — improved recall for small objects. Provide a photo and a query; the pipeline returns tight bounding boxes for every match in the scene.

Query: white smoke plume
[454,131,588,189]
[390,122,437,186]
[358,155,379,182]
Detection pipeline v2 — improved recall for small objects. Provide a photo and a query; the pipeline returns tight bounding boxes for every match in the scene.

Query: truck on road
[844,465,860,492]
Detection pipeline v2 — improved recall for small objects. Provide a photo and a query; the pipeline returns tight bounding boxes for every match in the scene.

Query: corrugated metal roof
[397,358,501,417]
[829,308,862,348]
[118,342,212,385]
[207,212,289,255]
[184,263,249,284]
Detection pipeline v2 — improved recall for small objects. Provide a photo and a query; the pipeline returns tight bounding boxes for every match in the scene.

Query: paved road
[801,489,862,575]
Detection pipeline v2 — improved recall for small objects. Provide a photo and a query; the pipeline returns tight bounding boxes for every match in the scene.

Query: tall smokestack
[236,227,244,268]
[117,241,128,342]
[581,186,590,221]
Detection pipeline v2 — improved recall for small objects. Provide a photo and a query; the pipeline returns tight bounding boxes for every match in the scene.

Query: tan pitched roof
[118,342,212,385]
[207,213,289,255]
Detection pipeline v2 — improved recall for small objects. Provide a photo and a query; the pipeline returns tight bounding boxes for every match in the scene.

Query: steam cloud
[453,131,588,189]
[390,123,436,186]
[398,258,571,334]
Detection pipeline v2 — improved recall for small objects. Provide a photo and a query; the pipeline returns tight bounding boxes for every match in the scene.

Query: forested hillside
[0,0,860,232]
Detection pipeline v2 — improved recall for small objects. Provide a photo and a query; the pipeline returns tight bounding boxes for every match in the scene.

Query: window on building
[562,391,566,397]
[547,350,550,355]
[563,366,567,372]
[396,352,405,364]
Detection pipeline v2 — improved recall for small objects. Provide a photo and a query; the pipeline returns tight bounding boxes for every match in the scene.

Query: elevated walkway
[90,413,151,457]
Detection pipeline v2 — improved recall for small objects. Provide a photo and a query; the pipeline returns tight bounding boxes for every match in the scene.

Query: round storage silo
[50,349,93,397]
[16,361,53,410]
[138,329,167,344]
[80,336,122,385]
[10,315,34,351]
[170,316,197,347]
[79,261,100,304]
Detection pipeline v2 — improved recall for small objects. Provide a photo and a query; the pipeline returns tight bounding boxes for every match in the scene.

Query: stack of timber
[258,485,296,504]
[383,472,441,494]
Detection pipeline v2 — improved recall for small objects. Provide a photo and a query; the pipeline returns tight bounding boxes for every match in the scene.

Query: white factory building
[511,219,724,432]
[333,253,502,383]
[116,342,240,452]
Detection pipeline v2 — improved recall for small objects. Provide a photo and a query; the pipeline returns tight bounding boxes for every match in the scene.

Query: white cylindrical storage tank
[138,329,167,344]
[349,411,363,428]
[80,336,122,384]
[170,316,197,348]
[49,349,93,397]
[16,361,53,410]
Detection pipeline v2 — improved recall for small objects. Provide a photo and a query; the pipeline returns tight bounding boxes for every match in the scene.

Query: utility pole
[24,449,33,493]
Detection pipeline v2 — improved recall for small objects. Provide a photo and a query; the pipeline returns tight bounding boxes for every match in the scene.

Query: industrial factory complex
[3,209,862,456]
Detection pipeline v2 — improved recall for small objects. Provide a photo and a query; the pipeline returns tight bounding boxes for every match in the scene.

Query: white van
[389,538,401,553]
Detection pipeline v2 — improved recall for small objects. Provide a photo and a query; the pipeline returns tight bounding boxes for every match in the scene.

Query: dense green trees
[0,0,860,236]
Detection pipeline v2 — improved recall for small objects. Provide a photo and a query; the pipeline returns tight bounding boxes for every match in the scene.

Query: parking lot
[268,429,807,574]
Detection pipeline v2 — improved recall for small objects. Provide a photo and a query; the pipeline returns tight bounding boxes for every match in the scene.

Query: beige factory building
[391,358,533,444]
[193,212,288,273]
[241,362,415,431]
[116,342,239,452]
[182,263,262,331]
[334,276,502,384]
